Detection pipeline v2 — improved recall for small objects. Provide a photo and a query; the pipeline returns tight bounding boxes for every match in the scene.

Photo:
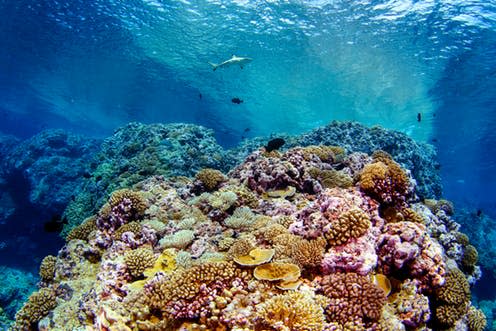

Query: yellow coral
[462,245,479,270]
[325,208,370,246]
[308,167,353,189]
[66,215,97,241]
[124,248,157,278]
[290,237,327,268]
[360,162,388,191]
[12,288,57,331]
[301,145,345,162]
[233,247,275,266]
[435,268,471,327]
[265,186,296,199]
[113,221,142,240]
[195,168,226,191]
[144,261,247,314]
[467,306,487,331]
[256,291,326,331]
[39,255,57,282]
[254,262,301,282]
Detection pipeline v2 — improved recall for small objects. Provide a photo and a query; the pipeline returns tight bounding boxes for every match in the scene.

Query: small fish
[231,97,243,104]
[417,113,422,122]
[208,55,252,71]
[431,138,438,143]
[43,215,68,233]
[82,172,92,179]
[199,93,202,99]
[265,138,285,152]
[476,209,482,217]
[244,128,250,132]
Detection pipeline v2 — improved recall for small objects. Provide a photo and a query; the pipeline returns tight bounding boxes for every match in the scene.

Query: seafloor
[0,121,491,330]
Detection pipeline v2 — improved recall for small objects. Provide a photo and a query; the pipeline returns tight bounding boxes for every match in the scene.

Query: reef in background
[8,144,486,331]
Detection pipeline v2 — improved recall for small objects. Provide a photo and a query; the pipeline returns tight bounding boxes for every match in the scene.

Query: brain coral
[124,247,156,278]
[256,291,326,331]
[325,208,370,246]
[39,255,57,282]
[12,288,57,331]
[317,272,386,326]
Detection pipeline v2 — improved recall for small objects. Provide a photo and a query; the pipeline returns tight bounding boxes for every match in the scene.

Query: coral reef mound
[8,145,483,331]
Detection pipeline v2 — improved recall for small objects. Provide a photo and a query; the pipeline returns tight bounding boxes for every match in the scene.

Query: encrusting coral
[15,145,485,331]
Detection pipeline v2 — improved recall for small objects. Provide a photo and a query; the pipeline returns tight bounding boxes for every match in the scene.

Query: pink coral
[377,221,445,292]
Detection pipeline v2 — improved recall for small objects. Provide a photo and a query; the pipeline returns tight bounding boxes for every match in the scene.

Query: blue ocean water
[1,0,496,327]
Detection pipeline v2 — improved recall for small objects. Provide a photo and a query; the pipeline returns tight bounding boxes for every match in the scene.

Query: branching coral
[224,207,257,229]
[317,272,386,326]
[39,255,57,282]
[195,168,226,191]
[66,215,97,241]
[124,248,157,278]
[96,189,147,232]
[434,268,470,327]
[144,261,248,319]
[290,237,327,268]
[12,288,57,331]
[255,291,326,331]
[325,208,370,246]
[466,306,487,331]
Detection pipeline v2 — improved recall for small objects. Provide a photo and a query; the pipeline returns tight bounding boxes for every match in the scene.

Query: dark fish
[431,138,438,143]
[417,113,422,122]
[82,172,92,178]
[231,97,243,104]
[244,128,250,132]
[477,209,482,217]
[265,138,285,152]
[43,215,68,233]
[199,93,202,99]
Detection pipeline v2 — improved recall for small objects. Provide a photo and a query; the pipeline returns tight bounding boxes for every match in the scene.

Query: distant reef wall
[0,121,441,236]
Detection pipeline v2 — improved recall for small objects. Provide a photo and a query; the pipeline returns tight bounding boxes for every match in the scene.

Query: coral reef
[38,255,57,282]
[11,288,57,331]
[7,144,484,331]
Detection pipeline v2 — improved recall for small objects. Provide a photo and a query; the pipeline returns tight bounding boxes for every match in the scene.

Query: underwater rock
[11,144,484,331]
[0,129,101,220]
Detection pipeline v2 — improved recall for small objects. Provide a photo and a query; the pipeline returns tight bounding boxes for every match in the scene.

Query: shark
[208,55,252,71]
